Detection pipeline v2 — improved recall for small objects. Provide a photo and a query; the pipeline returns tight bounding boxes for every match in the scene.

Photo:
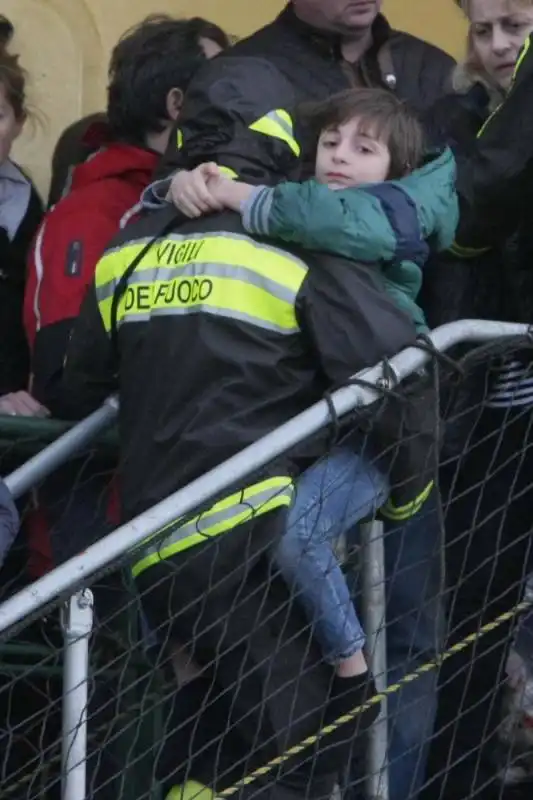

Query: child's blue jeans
[275,447,389,663]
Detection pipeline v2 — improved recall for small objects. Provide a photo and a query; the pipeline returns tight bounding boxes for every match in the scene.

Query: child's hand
[167,163,225,218]
[167,163,255,218]
[210,178,254,212]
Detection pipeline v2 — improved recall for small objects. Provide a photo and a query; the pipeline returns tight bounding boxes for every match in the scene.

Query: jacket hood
[394,147,458,253]
[169,56,301,184]
[69,142,158,192]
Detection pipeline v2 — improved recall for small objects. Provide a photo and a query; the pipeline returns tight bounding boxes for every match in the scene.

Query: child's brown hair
[305,87,426,179]
[0,49,27,120]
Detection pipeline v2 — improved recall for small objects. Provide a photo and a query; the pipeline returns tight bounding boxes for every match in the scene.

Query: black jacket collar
[276,3,392,60]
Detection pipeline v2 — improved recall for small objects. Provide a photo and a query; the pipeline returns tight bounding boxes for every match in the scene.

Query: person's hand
[167,163,225,218]
[209,177,254,212]
[0,391,50,417]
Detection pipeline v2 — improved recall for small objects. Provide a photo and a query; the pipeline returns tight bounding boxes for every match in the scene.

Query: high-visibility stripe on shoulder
[94,231,308,335]
[131,476,293,578]
[249,110,301,157]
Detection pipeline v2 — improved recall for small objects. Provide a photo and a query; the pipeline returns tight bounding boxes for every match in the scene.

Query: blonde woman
[426,0,533,152]
[422,4,533,800]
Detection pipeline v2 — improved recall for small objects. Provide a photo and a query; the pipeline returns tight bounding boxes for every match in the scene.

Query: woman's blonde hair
[452,0,533,107]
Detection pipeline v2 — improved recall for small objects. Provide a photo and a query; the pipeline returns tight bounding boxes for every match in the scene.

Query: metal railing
[0,320,529,800]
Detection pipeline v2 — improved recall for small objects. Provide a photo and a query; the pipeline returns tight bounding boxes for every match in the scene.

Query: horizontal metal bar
[4,397,119,499]
[0,415,118,451]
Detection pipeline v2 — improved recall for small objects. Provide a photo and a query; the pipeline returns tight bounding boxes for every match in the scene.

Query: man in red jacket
[24,14,226,402]
[18,15,227,582]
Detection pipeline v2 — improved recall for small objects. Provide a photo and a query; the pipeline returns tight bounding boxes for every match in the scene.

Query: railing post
[61,588,94,800]
[361,521,389,800]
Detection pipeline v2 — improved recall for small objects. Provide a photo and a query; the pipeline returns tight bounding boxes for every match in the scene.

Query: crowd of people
[1,1,533,799]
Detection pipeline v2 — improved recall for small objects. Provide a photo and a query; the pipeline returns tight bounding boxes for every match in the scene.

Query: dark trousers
[135,509,365,799]
[423,406,533,800]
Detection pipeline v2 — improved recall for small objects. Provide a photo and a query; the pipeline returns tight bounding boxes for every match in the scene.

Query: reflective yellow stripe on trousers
[131,476,294,578]
[379,480,434,522]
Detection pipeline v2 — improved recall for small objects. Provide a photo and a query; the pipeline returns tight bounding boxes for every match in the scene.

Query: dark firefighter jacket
[52,204,435,541]
[44,54,438,789]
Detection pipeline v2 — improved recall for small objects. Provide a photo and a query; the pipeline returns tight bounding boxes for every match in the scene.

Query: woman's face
[0,83,23,165]
[468,0,533,88]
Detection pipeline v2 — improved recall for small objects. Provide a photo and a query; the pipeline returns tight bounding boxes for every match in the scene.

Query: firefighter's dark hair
[107,15,229,144]
[305,87,426,179]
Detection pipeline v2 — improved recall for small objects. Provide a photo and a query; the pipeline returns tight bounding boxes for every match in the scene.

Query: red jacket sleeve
[24,206,121,403]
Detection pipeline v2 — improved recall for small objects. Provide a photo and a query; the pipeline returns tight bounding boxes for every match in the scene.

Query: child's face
[315,117,391,190]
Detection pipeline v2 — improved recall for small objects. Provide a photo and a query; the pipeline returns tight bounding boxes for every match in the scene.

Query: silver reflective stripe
[117,304,299,335]
[142,482,294,558]
[265,110,294,138]
[95,261,297,305]
[95,279,118,304]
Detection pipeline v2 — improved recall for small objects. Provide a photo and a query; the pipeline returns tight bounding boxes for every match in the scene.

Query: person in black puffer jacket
[0,48,43,396]
[155,1,455,182]
[420,3,533,798]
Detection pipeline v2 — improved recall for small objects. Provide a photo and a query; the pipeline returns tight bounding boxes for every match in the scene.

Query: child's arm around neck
[240,148,457,263]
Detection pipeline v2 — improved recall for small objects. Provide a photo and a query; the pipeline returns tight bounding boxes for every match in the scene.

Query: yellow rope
[217,599,532,796]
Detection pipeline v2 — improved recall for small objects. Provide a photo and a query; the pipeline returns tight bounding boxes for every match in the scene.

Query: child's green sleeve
[241,179,398,263]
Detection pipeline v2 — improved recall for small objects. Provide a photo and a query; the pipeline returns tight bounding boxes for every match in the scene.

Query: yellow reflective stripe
[380,481,434,522]
[477,37,531,138]
[176,129,183,149]
[96,263,298,305]
[218,166,238,179]
[131,476,293,578]
[94,233,308,333]
[95,233,307,292]
[166,782,215,800]
[249,110,301,157]
[514,34,530,79]
[114,275,299,334]
[448,241,491,258]
[477,108,497,138]
[94,248,130,331]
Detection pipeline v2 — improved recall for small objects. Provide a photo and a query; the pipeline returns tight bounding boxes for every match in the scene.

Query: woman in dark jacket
[421,3,533,799]
[0,48,43,396]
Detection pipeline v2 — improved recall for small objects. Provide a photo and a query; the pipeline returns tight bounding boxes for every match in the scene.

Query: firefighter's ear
[166,88,184,122]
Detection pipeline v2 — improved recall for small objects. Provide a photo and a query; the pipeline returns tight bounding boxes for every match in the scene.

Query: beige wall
[6,0,468,197]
